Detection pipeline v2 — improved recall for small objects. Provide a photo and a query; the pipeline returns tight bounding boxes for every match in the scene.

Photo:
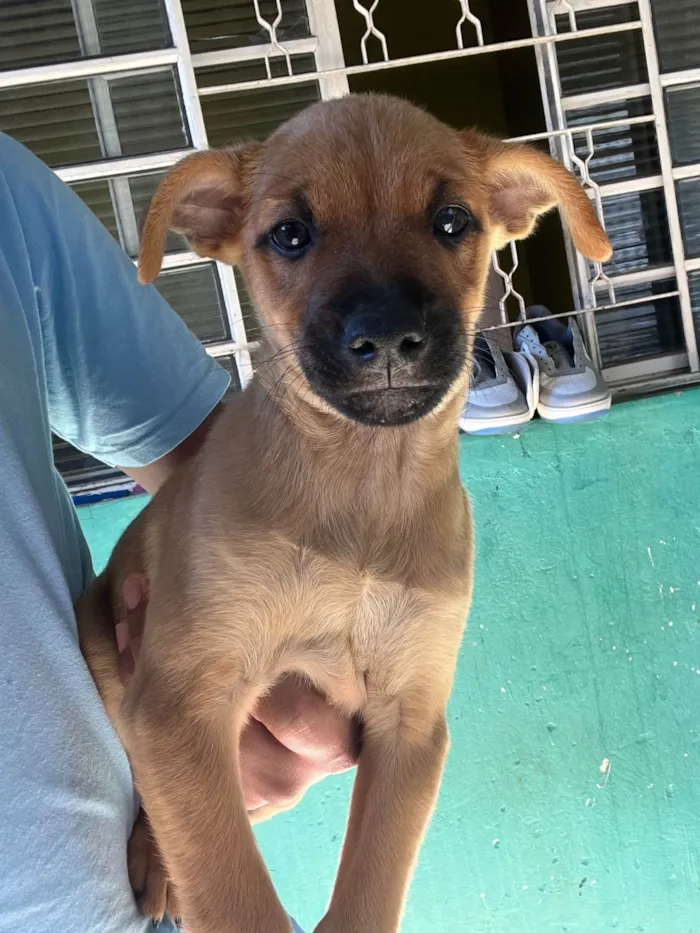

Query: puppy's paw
[128,809,181,927]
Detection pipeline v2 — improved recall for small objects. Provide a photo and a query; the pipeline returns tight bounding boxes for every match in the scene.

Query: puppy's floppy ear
[463,131,612,262]
[137,143,261,284]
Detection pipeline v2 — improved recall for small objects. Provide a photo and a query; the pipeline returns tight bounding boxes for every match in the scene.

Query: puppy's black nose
[339,281,430,371]
[344,312,427,366]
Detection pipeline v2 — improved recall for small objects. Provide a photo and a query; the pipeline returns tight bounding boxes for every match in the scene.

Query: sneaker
[515,305,611,424]
[459,335,538,436]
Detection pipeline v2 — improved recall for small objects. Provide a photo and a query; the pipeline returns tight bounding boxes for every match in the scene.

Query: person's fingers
[241,678,362,812]
[122,575,142,611]
[117,574,148,683]
[240,718,322,811]
[116,630,135,682]
[253,679,359,772]
[122,574,148,634]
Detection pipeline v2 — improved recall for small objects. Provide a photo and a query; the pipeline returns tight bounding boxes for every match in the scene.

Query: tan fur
[76,94,610,933]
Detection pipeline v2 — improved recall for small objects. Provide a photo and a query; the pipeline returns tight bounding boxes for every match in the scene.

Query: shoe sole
[537,393,612,424]
[459,412,533,436]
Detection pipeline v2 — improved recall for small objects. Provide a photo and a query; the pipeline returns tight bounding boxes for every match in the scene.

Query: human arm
[117,402,225,494]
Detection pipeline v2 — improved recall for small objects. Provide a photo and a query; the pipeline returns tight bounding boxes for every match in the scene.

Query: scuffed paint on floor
[79,389,700,932]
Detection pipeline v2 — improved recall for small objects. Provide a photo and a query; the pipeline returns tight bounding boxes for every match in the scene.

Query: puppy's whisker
[256,360,298,421]
[254,341,309,369]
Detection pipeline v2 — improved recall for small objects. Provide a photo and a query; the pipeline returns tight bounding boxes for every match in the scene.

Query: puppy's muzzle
[300,278,467,427]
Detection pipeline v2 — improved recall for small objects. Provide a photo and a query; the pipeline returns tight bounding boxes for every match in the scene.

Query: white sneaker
[459,335,538,436]
[515,306,611,424]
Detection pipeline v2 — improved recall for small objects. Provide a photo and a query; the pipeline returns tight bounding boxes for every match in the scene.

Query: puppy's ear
[137,143,260,284]
[463,131,612,262]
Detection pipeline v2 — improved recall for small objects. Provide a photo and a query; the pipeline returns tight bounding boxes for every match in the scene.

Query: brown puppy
[76,93,611,933]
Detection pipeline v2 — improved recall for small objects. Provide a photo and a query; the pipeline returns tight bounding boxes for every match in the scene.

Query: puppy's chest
[210,516,469,668]
[208,526,469,697]
[283,539,446,653]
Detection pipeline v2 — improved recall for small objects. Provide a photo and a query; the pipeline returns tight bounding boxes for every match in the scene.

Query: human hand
[117,575,358,812]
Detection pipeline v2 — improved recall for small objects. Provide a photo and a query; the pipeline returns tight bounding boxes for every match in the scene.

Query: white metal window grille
[1,0,697,492]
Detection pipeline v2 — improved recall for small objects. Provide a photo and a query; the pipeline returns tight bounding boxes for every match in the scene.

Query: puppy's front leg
[121,637,290,933]
[315,694,449,933]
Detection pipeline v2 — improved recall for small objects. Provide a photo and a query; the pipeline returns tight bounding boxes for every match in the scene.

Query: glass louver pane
[665,84,700,167]
[596,189,672,275]
[69,179,121,242]
[650,0,700,73]
[200,80,320,147]
[689,271,700,346]
[181,0,309,55]
[195,54,316,89]
[0,81,102,166]
[109,70,190,157]
[676,178,700,258]
[556,6,647,97]
[566,98,659,185]
[0,0,171,70]
[596,280,684,365]
[154,264,230,345]
[0,69,188,169]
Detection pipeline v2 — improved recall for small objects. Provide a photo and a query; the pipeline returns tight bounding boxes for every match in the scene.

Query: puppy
[77,93,611,933]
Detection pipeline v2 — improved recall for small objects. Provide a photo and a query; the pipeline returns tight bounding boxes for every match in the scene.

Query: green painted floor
[80,389,700,933]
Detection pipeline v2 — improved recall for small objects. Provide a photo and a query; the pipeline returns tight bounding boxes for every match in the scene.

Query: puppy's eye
[433,205,472,241]
[269,220,311,257]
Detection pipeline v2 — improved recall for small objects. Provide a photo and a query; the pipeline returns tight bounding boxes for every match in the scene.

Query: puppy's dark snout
[344,313,427,366]
[340,282,429,370]
[302,277,465,425]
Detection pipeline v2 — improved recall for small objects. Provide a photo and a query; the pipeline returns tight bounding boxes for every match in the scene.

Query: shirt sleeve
[0,132,231,468]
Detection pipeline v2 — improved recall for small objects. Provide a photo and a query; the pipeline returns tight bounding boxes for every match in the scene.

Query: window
[530,0,700,390]
[2,0,698,493]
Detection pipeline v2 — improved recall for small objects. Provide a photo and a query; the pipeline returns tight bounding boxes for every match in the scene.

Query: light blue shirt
[0,132,302,933]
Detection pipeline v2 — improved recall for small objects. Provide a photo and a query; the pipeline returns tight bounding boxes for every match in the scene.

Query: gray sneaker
[515,306,611,424]
[459,335,537,435]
